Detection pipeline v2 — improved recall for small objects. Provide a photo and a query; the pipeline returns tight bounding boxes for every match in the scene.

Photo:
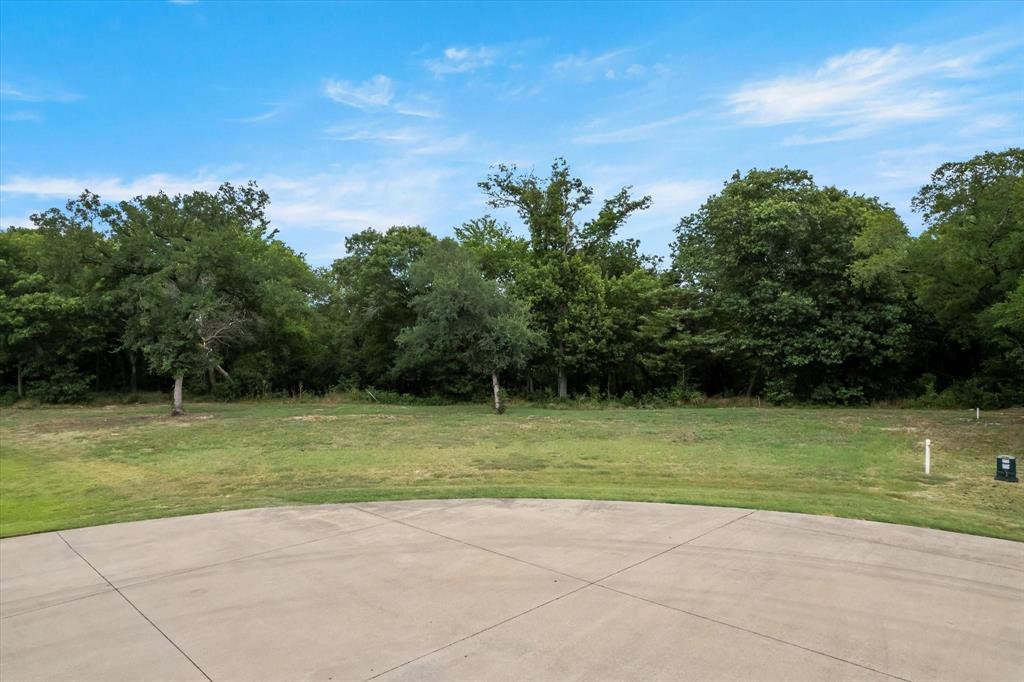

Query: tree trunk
[128,352,137,396]
[16,363,23,399]
[746,367,760,398]
[207,366,216,390]
[171,374,185,416]
[526,372,533,394]
[491,372,503,414]
[557,367,568,399]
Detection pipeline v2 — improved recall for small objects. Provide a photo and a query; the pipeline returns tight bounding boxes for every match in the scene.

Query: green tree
[109,182,294,414]
[396,240,540,412]
[0,194,113,402]
[674,169,913,402]
[327,226,437,390]
[908,148,1024,402]
[479,158,650,397]
[454,215,529,285]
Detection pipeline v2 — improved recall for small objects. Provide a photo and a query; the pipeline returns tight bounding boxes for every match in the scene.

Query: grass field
[1,401,1022,540]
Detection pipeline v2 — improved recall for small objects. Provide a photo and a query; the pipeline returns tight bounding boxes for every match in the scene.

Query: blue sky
[1,1,1022,265]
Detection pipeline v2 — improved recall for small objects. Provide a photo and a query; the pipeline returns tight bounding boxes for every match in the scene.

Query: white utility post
[925,438,931,475]
[976,407,980,421]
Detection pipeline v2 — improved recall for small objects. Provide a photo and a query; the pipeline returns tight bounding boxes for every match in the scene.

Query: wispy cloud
[324,123,468,156]
[635,179,718,231]
[0,81,80,103]
[2,111,43,123]
[325,124,421,143]
[405,134,470,156]
[0,173,223,200]
[871,141,1018,192]
[323,75,440,118]
[573,113,700,145]
[555,49,627,74]
[497,83,543,101]
[168,0,199,5]
[236,106,285,124]
[728,38,1021,143]
[324,75,395,110]
[0,164,473,262]
[958,113,1015,138]
[643,180,718,209]
[425,46,498,76]
[552,49,652,82]
[393,94,442,119]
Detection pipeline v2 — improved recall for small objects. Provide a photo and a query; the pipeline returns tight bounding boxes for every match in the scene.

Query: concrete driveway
[1,499,1021,681]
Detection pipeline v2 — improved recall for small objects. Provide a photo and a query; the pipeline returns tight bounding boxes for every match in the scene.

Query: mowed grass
[1,401,1022,540]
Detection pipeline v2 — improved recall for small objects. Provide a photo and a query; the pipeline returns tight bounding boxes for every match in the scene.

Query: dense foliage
[1,149,1021,410]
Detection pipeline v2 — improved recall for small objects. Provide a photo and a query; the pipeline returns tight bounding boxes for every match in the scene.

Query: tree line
[1,149,1021,412]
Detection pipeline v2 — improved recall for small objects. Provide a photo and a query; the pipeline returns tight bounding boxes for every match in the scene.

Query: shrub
[763,379,795,405]
[26,367,93,404]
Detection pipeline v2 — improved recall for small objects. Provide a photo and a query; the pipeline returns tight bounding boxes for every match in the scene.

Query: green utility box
[995,456,1017,483]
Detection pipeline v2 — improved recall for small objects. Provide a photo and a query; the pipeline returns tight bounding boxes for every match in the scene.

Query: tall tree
[327,226,436,389]
[0,193,113,402]
[479,158,650,397]
[908,148,1024,402]
[454,215,529,285]
[109,182,288,414]
[674,169,913,402]
[396,240,540,412]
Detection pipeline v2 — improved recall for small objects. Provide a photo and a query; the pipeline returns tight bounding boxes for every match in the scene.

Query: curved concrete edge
[2,499,1022,681]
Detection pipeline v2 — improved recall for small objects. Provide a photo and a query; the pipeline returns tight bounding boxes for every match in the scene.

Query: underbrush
[2,378,1019,412]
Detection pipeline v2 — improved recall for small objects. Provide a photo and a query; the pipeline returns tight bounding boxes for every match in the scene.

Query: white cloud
[323,75,440,118]
[325,124,421,143]
[324,123,469,156]
[0,164,470,263]
[2,111,43,123]
[959,113,1015,137]
[0,81,80,103]
[426,46,498,76]
[727,39,1019,142]
[643,180,718,210]
[407,134,470,156]
[632,179,718,233]
[237,107,282,124]
[393,94,442,119]
[324,75,395,110]
[573,113,701,145]
[0,173,223,199]
[869,142,1017,191]
[0,214,33,229]
[552,49,655,82]
[497,83,543,100]
[553,49,629,78]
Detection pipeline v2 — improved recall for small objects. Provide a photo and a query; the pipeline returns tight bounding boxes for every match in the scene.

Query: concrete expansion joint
[55,532,214,682]
[354,504,590,583]
[362,509,767,681]
[1,517,395,621]
[115,517,395,591]
[363,507,915,682]
[593,583,912,682]
[591,509,756,584]
[0,586,113,620]
[5,502,1014,682]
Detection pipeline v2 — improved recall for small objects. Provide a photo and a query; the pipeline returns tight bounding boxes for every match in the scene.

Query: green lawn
[1,401,1022,540]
